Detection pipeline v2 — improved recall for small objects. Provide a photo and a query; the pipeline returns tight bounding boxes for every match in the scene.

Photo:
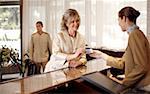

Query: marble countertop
[0,59,110,94]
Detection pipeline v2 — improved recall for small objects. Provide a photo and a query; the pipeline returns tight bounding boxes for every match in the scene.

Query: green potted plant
[0,45,11,67]
[0,45,22,81]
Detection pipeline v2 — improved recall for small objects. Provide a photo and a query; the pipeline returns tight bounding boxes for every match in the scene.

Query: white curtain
[22,0,147,55]
[147,0,150,42]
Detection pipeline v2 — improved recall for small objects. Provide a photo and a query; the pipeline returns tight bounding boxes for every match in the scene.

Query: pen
[63,60,67,65]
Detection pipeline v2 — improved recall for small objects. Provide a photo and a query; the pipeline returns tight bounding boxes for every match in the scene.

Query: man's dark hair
[36,21,43,27]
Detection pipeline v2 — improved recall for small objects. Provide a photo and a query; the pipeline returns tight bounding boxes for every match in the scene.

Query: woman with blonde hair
[45,9,86,72]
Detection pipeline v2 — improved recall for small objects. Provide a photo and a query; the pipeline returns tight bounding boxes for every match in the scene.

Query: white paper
[44,55,68,72]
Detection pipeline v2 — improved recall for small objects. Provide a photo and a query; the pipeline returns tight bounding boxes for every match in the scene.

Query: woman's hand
[74,48,84,58]
[69,60,82,68]
[66,48,84,61]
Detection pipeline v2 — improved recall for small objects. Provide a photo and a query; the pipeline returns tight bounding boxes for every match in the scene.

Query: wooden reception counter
[0,59,111,94]
[1,59,144,94]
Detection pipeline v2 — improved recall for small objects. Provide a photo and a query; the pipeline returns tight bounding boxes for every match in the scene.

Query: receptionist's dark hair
[119,6,140,24]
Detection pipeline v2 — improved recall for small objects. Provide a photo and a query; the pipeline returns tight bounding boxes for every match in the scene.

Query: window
[23,0,147,52]
[0,1,21,59]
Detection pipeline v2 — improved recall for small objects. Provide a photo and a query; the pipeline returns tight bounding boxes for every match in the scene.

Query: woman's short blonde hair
[61,9,80,31]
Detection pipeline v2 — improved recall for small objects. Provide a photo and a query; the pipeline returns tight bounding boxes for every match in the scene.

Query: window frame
[0,0,22,61]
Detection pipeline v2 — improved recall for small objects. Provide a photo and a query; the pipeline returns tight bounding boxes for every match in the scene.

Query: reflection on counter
[0,59,149,94]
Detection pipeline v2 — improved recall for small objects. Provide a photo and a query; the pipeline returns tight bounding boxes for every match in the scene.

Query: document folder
[81,72,126,94]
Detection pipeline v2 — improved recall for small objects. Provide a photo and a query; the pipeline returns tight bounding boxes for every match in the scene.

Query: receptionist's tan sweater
[107,28,150,88]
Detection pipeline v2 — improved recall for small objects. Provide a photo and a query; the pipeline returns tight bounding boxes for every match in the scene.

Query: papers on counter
[44,55,68,73]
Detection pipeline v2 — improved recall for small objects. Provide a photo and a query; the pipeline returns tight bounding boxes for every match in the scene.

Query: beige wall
[148,1,150,37]
[147,36,150,43]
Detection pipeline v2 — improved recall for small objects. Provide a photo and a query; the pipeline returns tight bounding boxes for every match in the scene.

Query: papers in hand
[86,48,93,54]
[44,55,68,73]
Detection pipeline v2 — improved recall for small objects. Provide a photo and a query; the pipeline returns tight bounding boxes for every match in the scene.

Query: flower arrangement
[0,45,19,67]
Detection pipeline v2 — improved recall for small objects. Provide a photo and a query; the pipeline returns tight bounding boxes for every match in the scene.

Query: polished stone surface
[0,59,110,94]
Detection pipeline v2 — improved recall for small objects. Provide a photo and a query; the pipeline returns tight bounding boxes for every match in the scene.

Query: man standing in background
[30,21,52,74]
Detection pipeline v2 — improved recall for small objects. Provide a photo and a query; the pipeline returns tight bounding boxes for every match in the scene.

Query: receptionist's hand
[109,74,123,84]
[89,50,102,58]
[89,50,108,60]
[69,60,82,68]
